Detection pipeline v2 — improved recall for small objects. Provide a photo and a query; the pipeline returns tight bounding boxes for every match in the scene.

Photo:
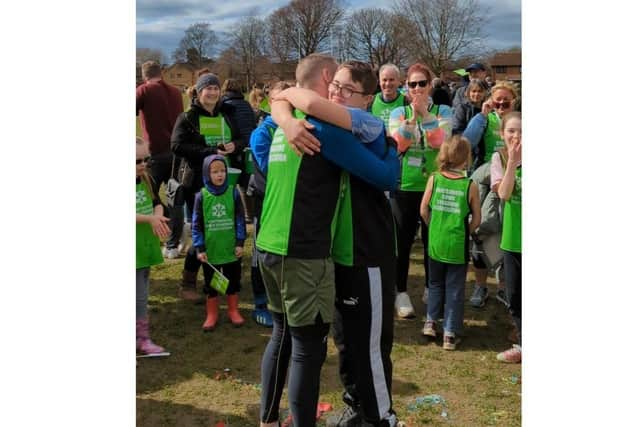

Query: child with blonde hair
[420,135,480,350]
[136,137,170,355]
[491,112,523,363]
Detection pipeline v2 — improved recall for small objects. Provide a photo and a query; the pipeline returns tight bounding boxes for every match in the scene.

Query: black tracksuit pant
[333,261,396,425]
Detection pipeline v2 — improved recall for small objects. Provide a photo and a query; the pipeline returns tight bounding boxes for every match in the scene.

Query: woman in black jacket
[452,79,488,135]
[171,73,245,301]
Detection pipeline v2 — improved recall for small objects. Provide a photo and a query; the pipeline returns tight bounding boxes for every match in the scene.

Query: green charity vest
[136,182,163,269]
[256,110,307,255]
[399,104,439,192]
[428,173,471,264]
[202,187,237,264]
[500,166,522,253]
[331,171,353,265]
[199,115,232,147]
[482,112,504,163]
[371,93,406,132]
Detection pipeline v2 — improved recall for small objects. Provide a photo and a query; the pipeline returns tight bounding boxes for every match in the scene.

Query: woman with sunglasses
[171,73,246,311]
[387,62,453,319]
[462,81,519,171]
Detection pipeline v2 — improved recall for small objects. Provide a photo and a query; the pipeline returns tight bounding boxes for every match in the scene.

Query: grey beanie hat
[195,73,220,94]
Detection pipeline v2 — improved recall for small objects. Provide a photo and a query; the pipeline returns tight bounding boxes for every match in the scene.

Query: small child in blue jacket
[192,154,246,331]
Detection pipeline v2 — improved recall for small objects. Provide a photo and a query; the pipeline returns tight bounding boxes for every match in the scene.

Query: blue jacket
[191,154,246,254]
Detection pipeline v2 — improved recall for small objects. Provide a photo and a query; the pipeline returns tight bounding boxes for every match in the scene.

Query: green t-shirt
[371,92,406,132]
[135,181,163,269]
[500,166,522,253]
[427,173,471,264]
[202,188,237,264]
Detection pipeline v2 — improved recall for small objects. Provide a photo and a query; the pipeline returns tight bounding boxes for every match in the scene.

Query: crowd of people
[135,54,522,426]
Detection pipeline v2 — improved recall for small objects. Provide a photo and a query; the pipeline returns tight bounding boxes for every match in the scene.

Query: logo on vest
[211,203,227,218]
[136,190,147,204]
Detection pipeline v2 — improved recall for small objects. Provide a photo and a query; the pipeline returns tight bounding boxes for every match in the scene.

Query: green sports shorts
[259,254,335,327]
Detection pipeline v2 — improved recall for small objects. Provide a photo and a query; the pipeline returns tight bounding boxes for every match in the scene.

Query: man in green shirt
[370,63,408,133]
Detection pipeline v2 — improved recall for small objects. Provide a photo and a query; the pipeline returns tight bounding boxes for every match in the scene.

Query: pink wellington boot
[136,317,165,355]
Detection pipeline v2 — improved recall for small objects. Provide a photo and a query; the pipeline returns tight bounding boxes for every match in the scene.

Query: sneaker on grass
[497,344,522,363]
[394,292,415,318]
[469,285,489,308]
[422,320,437,338]
[163,247,180,259]
[443,333,460,351]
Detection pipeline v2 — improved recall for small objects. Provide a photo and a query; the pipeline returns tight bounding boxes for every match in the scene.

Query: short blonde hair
[491,80,519,100]
[295,53,338,87]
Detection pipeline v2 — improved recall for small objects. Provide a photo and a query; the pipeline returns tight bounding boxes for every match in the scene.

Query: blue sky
[137,0,521,62]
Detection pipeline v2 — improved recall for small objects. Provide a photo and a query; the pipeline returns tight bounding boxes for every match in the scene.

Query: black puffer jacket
[170,100,243,191]
[222,90,256,145]
[452,99,483,135]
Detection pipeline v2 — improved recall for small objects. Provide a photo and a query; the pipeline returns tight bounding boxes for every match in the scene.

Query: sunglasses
[493,100,512,109]
[136,156,151,165]
[407,80,429,88]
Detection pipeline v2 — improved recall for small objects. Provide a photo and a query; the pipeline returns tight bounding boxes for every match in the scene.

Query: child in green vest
[491,112,522,363]
[135,137,170,355]
[420,135,480,350]
[192,154,247,331]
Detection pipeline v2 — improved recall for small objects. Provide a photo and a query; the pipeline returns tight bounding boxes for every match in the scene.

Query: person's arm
[311,119,399,190]
[420,175,435,224]
[489,151,504,193]
[233,188,247,247]
[468,181,481,232]
[271,100,321,156]
[249,116,277,174]
[462,112,487,150]
[388,106,420,153]
[274,87,353,131]
[498,143,521,201]
[135,85,144,116]
[191,192,206,254]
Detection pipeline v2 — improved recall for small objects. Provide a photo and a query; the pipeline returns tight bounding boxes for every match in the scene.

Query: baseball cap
[465,63,486,72]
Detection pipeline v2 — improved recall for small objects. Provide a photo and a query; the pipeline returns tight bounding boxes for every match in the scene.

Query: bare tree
[344,9,412,69]
[136,48,165,65]
[173,22,218,67]
[269,0,345,59]
[266,8,296,66]
[394,0,488,74]
[229,17,267,89]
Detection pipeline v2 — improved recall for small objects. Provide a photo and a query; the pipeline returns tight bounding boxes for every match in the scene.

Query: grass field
[136,231,521,426]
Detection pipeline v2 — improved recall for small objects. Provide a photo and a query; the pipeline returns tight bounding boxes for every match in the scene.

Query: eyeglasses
[407,80,429,88]
[136,156,151,165]
[493,100,512,109]
[329,81,365,98]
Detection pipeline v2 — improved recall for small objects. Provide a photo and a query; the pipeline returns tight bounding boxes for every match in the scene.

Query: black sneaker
[496,288,509,307]
[326,405,364,427]
[469,285,489,308]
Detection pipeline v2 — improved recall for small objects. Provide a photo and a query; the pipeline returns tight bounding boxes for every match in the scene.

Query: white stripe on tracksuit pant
[333,262,396,425]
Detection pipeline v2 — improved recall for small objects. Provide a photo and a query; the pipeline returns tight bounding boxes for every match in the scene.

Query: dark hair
[221,78,242,94]
[337,61,378,95]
